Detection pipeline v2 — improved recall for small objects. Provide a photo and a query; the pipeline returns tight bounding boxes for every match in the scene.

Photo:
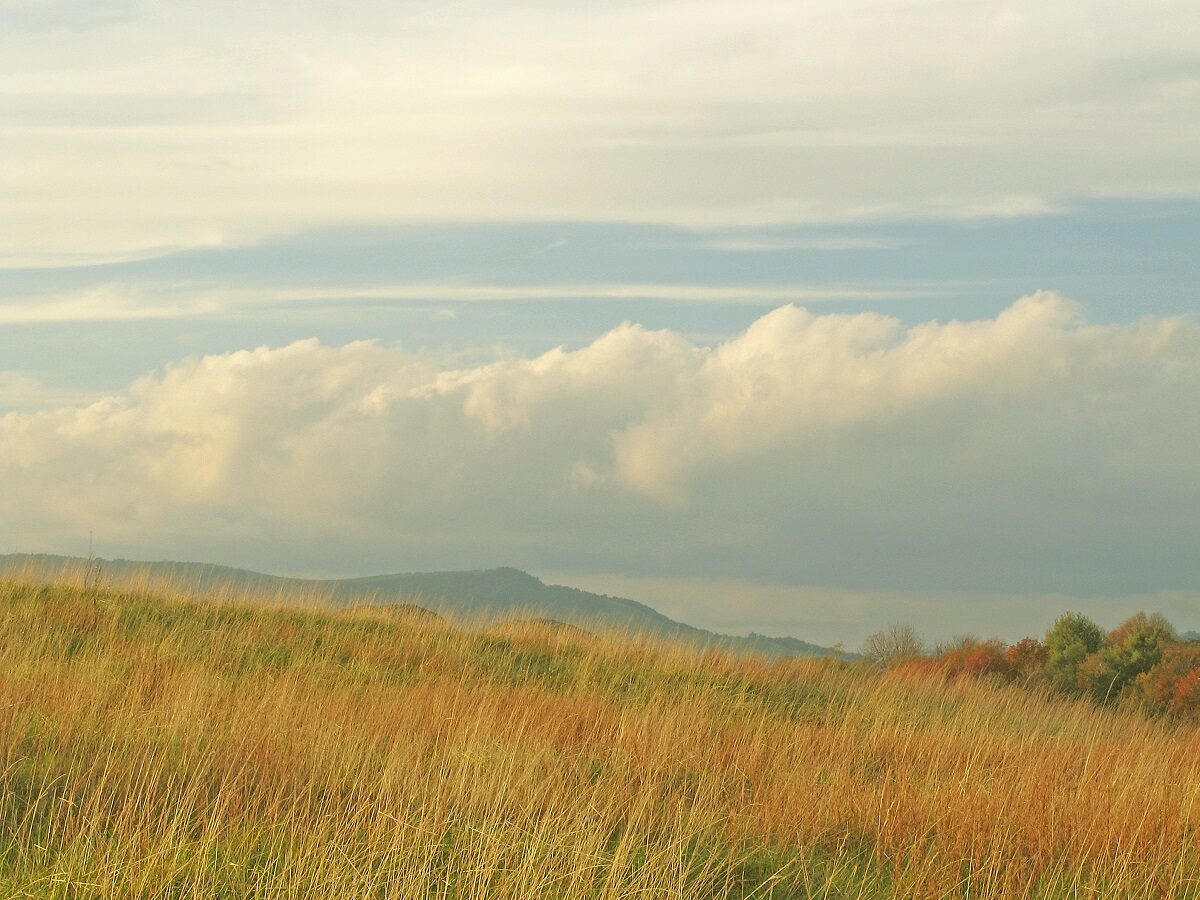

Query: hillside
[0,577,1196,898]
[0,553,848,659]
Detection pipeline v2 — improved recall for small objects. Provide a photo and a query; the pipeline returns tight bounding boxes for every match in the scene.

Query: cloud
[2,0,1198,262]
[703,235,911,253]
[0,293,1197,606]
[0,282,925,324]
[0,284,227,323]
[0,372,97,412]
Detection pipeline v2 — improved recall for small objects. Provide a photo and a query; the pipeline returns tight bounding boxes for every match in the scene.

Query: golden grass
[0,576,1198,898]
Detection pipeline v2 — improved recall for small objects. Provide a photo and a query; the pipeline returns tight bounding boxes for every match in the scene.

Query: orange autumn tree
[1003,637,1048,684]
[1132,641,1200,715]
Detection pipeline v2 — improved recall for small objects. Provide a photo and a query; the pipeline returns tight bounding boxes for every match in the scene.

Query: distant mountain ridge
[0,553,851,659]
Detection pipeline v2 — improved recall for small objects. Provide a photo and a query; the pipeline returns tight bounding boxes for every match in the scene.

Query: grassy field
[1,578,1198,898]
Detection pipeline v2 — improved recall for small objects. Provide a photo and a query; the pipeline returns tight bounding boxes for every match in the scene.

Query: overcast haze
[2,0,1198,644]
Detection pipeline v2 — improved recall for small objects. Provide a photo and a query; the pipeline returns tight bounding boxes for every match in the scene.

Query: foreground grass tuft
[1,579,1199,898]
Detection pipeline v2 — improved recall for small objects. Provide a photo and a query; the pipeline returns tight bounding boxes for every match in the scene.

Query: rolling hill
[0,553,850,659]
[0,575,1192,897]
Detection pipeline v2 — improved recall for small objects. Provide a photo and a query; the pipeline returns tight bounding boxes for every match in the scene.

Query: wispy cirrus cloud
[2,0,1197,263]
[0,284,229,323]
[0,281,933,324]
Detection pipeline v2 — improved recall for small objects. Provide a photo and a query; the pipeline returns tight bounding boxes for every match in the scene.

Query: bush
[889,655,947,680]
[936,637,1010,680]
[888,637,1011,683]
[1004,637,1048,684]
[1133,642,1200,716]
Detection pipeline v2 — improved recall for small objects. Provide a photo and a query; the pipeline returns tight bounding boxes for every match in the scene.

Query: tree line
[861,612,1200,717]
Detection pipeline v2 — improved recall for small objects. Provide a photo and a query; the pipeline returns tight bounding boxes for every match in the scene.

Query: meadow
[1,576,1199,898]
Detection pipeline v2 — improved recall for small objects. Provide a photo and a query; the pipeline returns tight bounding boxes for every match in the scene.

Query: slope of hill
[0,554,849,659]
[0,577,1194,898]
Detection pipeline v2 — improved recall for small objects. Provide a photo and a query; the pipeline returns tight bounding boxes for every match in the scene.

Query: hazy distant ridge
[0,554,849,659]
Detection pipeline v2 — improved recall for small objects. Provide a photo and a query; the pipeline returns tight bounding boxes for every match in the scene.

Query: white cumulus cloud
[1,293,1197,599]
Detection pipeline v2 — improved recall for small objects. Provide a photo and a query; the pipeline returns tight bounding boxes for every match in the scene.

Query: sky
[2,0,1199,646]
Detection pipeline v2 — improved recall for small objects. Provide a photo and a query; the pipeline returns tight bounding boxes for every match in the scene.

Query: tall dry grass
[0,576,1198,898]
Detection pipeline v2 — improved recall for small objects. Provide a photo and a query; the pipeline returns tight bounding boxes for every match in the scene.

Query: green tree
[1044,613,1106,694]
